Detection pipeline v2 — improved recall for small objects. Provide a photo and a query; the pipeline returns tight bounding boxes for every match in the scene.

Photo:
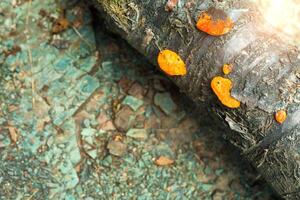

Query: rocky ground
[0,0,278,199]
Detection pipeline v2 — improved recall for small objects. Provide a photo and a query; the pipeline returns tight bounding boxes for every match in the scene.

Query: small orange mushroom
[157,49,187,76]
[196,7,234,36]
[211,76,240,108]
[275,110,287,124]
[222,64,233,75]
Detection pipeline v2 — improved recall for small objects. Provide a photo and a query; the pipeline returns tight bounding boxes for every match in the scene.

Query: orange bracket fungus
[196,7,234,36]
[211,76,241,108]
[157,49,187,76]
[222,64,233,75]
[275,110,287,124]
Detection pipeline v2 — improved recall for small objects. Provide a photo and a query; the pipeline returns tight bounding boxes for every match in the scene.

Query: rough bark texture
[90,0,300,198]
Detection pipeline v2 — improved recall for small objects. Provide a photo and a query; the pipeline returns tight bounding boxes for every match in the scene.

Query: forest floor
[0,0,278,199]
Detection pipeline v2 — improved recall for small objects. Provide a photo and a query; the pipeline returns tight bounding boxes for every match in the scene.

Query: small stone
[81,128,96,137]
[102,155,113,167]
[126,129,148,140]
[229,179,244,192]
[202,183,213,191]
[154,156,174,166]
[114,106,135,131]
[154,92,177,115]
[134,114,146,128]
[101,120,116,131]
[215,169,224,176]
[204,166,213,175]
[83,136,93,145]
[153,79,165,91]
[33,97,50,119]
[161,116,178,128]
[122,95,144,111]
[107,141,127,157]
[74,110,94,122]
[145,115,161,129]
[212,190,226,200]
[128,82,144,99]
[69,147,81,165]
[36,119,46,132]
[145,105,153,117]
[145,87,155,100]
[152,105,164,118]
[97,112,109,125]
[87,149,98,159]
[118,77,132,93]
[97,112,116,131]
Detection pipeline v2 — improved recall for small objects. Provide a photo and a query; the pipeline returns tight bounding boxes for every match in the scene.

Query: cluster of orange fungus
[157,50,187,76]
[275,110,287,124]
[222,64,233,75]
[211,76,240,108]
[196,8,234,36]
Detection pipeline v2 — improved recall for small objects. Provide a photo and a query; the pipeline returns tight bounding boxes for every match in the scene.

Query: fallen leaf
[154,156,174,166]
[52,17,69,33]
[165,0,179,12]
[113,134,123,142]
[8,105,19,112]
[8,126,18,143]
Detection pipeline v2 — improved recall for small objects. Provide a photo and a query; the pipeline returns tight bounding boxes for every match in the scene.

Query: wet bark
[90,0,300,198]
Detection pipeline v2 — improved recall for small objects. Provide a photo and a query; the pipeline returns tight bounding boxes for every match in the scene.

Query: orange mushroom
[222,64,233,75]
[157,49,187,76]
[211,76,240,108]
[275,110,287,124]
[196,7,234,36]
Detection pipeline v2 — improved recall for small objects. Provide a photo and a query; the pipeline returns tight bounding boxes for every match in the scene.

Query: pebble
[154,92,177,115]
[126,129,148,140]
[122,95,144,111]
[153,79,165,91]
[101,120,116,131]
[87,149,98,159]
[107,141,127,157]
[114,106,135,131]
[97,112,116,131]
[128,82,144,99]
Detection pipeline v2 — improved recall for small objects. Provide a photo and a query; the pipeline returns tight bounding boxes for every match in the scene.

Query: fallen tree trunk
[90,0,300,198]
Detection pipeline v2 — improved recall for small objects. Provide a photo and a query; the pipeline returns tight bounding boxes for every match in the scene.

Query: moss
[100,0,130,32]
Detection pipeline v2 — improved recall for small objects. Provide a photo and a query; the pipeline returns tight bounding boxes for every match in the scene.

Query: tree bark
[90,0,300,198]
